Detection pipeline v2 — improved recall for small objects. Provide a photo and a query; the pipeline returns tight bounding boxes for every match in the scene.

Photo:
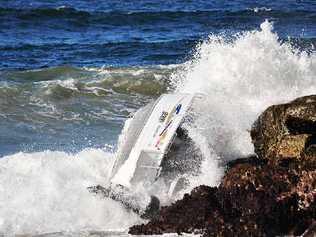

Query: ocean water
[0,0,316,235]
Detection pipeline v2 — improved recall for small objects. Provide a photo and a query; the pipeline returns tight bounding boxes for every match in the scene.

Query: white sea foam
[0,148,140,235]
[248,7,272,13]
[180,20,316,156]
[172,20,316,190]
[1,20,316,235]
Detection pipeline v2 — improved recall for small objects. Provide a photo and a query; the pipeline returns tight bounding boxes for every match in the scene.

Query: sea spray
[171,20,316,193]
[0,149,140,234]
[174,20,316,159]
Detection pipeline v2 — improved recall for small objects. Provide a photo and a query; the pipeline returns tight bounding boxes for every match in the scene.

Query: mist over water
[1,20,316,235]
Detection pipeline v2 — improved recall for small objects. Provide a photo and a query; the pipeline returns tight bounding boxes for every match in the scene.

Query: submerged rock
[129,95,316,236]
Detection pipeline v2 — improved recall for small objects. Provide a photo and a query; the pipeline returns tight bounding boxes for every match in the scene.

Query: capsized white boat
[110,93,195,189]
[89,93,200,217]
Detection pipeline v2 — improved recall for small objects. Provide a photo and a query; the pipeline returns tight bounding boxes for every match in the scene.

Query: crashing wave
[1,21,316,235]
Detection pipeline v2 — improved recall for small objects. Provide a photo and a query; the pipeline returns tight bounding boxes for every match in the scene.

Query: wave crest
[173,20,316,162]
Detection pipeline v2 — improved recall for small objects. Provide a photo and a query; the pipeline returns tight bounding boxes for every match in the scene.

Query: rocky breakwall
[129,95,316,236]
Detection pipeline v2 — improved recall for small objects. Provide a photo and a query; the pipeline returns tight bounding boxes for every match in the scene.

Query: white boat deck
[110,93,194,188]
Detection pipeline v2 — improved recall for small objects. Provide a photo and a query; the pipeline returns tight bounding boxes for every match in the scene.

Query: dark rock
[286,116,316,135]
[302,220,316,237]
[88,185,161,219]
[129,185,221,235]
[141,196,161,219]
[225,155,266,170]
[218,159,316,236]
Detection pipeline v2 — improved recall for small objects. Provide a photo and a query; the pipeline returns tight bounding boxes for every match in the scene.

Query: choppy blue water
[0,0,316,156]
[1,1,316,235]
[1,0,316,69]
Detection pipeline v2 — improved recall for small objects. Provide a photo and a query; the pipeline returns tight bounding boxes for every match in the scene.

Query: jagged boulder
[251,95,316,162]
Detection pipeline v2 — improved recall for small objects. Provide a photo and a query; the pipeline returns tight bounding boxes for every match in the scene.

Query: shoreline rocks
[251,95,316,162]
[129,95,316,236]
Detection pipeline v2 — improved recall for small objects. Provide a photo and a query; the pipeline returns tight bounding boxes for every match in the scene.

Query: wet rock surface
[129,95,316,236]
[251,95,316,162]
